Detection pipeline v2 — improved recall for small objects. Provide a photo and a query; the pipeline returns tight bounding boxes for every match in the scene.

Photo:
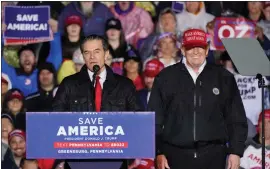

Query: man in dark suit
[149,29,247,169]
[53,34,140,169]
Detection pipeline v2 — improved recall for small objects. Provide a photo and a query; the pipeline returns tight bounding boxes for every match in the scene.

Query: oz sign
[212,17,256,50]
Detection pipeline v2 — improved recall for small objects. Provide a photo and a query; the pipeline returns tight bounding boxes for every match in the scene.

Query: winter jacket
[2,148,19,169]
[148,62,248,157]
[1,33,62,97]
[57,60,76,84]
[52,65,141,112]
[58,2,114,36]
[110,3,154,48]
[240,134,270,169]
[176,2,215,34]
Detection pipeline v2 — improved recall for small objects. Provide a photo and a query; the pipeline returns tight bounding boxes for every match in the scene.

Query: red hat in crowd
[144,59,164,78]
[256,109,270,132]
[182,29,208,49]
[9,90,23,101]
[65,15,83,27]
[8,129,26,143]
[264,2,270,9]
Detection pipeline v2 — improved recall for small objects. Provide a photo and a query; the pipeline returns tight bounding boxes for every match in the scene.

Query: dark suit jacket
[53,65,141,112]
[52,65,141,169]
[137,88,149,111]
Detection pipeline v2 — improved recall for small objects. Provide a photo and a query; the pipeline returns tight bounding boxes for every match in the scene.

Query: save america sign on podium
[26,112,155,159]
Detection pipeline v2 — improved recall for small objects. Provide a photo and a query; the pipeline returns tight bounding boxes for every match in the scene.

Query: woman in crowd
[246,1,265,22]
[105,18,136,75]
[2,89,25,117]
[123,48,144,91]
[61,15,84,60]
[145,32,181,68]
[2,89,26,131]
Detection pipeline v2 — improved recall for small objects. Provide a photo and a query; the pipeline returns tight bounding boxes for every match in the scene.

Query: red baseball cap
[65,15,83,27]
[8,129,26,143]
[9,90,23,101]
[182,29,208,49]
[144,59,164,78]
[256,109,270,132]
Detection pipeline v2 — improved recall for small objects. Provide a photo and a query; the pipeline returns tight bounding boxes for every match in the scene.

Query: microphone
[92,65,100,87]
[93,65,100,74]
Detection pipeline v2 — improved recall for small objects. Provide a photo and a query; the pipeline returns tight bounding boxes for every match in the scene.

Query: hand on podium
[156,155,170,169]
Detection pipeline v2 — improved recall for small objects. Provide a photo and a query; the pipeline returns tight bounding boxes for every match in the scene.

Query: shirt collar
[88,67,107,81]
[182,57,206,74]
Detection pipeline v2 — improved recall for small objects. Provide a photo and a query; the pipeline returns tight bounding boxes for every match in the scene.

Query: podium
[26,112,155,169]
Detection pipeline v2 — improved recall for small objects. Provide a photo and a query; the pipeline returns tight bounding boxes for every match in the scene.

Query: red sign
[4,29,53,46]
[210,17,256,50]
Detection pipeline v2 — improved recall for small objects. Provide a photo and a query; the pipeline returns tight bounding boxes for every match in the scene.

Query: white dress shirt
[182,57,206,84]
[87,68,107,89]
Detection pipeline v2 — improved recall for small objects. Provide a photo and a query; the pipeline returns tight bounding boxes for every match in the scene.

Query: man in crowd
[2,129,26,169]
[240,109,270,169]
[139,8,179,62]
[1,113,15,161]
[1,29,62,97]
[53,34,140,168]
[137,59,164,110]
[148,28,247,169]
[26,62,58,112]
[58,2,114,36]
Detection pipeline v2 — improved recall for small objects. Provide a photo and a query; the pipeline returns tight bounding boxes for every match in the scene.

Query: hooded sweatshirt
[58,2,114,36]
[25,62,57,112]
[176,2,215,34]
[110,2,154,48]
[240,134,270,169]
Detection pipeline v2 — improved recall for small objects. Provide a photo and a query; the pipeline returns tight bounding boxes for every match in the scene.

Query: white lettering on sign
[7,23,47,31]
[218,24,252,39]
[235,25,250,38]
[56,126,125,136]
[218,25,235,39]
[16,14,38,22]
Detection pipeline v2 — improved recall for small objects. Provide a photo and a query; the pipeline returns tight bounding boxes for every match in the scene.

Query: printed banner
[4,29,53,46]
[4,6,50,39]
[235,75,269,125]
[211,17,256,50]
[26,112,155,159]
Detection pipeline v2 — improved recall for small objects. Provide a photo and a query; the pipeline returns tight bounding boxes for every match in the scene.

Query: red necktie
[95,76,102,112]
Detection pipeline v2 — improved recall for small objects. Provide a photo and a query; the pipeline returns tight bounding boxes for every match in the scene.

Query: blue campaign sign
[26,112,155,159]
[4,6,50,39]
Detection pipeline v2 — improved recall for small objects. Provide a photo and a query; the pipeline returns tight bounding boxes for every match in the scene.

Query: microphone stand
[256,73,270,169]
